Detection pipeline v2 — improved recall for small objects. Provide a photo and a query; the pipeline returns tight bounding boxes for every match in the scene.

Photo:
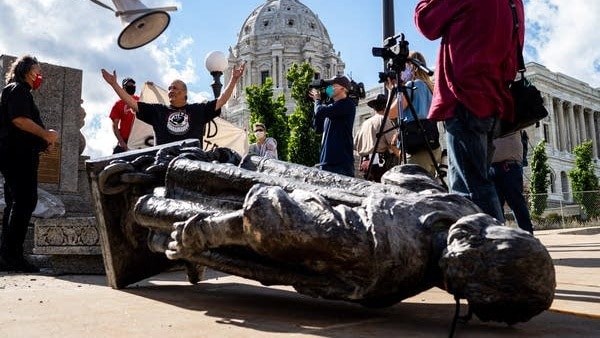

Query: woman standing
[0,55,58,272]
[386,51,442,178]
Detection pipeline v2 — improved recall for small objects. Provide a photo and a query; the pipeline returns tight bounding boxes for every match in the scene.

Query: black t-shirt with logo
[137,100,220,145]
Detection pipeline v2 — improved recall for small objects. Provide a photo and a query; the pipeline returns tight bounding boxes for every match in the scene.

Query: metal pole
[383,0,395,41]
[210,71,223,98]
[382,0,395,97]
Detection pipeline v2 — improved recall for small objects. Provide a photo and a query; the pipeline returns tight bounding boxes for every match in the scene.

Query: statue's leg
[166,209,245,261]
[166,184,374,273]
[241,184,374,271]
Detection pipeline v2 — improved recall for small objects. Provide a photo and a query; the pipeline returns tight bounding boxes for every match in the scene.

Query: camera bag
[500,0,548,137]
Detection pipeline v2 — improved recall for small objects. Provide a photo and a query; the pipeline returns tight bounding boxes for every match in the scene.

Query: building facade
[524,62,600,202]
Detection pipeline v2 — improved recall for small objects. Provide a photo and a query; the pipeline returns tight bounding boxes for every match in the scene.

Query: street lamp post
[204,51,228,98]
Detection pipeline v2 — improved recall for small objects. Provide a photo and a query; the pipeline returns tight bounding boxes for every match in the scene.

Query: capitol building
[222,0,600,204]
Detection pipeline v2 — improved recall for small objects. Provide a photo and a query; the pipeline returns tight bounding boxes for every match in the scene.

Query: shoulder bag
[499,0,549,137]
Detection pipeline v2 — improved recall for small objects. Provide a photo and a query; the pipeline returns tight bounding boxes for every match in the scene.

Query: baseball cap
[122,77,135,87]
[323,75,351,90]
[367,94,387,111]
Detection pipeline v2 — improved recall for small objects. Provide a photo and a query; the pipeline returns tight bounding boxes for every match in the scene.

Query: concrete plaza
[1,227,599,337]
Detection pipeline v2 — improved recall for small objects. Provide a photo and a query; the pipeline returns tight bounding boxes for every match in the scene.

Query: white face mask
[255,131,265,139]
[401,67,414,82]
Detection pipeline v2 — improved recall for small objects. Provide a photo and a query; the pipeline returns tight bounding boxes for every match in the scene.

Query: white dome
[225,0,346,127]
[238,0,332,47]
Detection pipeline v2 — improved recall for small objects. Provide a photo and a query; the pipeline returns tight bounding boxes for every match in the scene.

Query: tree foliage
[568,140,600,218]
[244,77,289,160]
[529,140,550,217]
[285,62,321,166]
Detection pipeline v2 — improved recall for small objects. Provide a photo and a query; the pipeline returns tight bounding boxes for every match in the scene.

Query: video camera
[372,33,410,73]
[309,78,366,106]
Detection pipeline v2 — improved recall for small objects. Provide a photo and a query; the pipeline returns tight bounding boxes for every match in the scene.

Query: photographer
[386,51,441,178]
[309,75,356,177]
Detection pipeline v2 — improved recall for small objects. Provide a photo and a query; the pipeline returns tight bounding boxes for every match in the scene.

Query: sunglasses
[254,129,264,132]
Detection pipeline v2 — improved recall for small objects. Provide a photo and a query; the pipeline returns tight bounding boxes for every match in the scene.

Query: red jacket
[415,0,525,122]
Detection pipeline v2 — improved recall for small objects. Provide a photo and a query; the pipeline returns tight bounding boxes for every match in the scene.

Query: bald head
[168,79,188,107]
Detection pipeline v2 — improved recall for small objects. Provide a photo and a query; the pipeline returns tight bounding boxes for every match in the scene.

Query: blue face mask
[325,85,335,98]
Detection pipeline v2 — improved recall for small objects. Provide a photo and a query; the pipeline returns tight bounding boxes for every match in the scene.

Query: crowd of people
[1,0,534,273]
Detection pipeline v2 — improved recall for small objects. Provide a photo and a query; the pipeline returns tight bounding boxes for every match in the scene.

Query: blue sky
[1,0,599,158]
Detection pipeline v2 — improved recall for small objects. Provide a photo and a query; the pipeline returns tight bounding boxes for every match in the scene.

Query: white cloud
[525,0,600,88]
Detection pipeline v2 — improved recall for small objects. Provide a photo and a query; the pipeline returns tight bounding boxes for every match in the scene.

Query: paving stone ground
[1,227,599,337]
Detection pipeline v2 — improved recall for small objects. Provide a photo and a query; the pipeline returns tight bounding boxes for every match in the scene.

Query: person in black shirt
[0,55,59,272]
[101,62,245,146]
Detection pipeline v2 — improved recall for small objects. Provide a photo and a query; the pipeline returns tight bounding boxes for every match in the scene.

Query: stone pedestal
[34,217,103,274]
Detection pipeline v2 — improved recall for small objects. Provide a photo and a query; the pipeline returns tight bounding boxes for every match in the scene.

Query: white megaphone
[90,0,177,49]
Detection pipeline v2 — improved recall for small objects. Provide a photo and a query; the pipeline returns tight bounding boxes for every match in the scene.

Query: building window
[549,172,556,193]
[261,71,270,85]
[543,123,550,143]
[561,171,570,201]
[263,20,269,27]
[288,19,294,27]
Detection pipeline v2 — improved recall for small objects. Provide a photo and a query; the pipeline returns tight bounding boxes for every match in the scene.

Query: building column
[576,105,586,146]
[567,101,577,151]
[589,109,599,159]
[545,94,557,149]
[555,98,566,151]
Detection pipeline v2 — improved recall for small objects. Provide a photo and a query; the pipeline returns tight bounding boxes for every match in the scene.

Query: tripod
[365,60,447,190]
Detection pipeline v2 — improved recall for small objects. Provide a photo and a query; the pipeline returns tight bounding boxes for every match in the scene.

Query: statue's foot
[184,262,206,284]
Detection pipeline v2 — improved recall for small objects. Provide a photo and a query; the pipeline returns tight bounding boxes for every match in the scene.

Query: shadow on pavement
[118,277,600,338]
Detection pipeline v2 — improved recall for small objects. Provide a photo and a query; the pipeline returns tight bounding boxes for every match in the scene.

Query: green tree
[245,77,289,160]
[529,140,550,217]
[568,140,600,218]
[285,62,321,166]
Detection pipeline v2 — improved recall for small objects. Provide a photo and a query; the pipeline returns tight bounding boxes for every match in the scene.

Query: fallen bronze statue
[86,140,555,326]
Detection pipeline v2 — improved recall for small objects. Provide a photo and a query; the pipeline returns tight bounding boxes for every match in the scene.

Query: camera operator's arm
[385,79,401,119]
[315,99,354,120]
[309,89,325,133]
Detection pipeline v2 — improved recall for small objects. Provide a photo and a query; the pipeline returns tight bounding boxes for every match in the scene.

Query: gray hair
[5,54,39,85]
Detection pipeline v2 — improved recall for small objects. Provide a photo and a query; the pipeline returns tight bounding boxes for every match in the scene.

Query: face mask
[32,73,43,90]
[325,85,335,98]
[255,131,265,139]
[400,67,413,82]
[125,86,136,95]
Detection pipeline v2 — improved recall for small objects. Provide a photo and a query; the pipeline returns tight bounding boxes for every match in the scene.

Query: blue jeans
[446,104,504,222]
[490,161,534,233]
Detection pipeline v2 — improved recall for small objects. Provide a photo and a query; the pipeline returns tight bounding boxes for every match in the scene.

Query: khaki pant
[406,147,442,178]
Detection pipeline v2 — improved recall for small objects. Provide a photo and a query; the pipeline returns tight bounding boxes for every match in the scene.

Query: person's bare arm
[111,119,128,150]
[101,69,139,112]
[12,117,59,146]
[216,62,246,110]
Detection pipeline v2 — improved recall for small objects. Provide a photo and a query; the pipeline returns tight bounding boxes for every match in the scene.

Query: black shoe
[0,256,39,273]
[0,256,14,271]
[13,257,40,273]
